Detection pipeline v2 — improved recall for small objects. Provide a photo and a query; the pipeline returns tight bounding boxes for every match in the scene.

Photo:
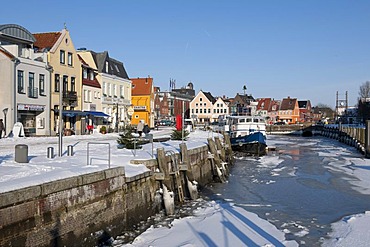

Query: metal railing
[87,142,111,168]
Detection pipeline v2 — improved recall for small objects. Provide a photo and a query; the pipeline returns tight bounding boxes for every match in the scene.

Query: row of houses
[0,24,163,136]
[0,24,314,137]
[188,91,312,125]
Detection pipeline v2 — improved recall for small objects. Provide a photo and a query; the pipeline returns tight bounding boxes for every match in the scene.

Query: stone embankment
[319,125,366,154]
[0,134,233,247]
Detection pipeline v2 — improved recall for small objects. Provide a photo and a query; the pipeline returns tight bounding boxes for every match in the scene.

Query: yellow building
[34,28,82,135]
[130,77,154,128]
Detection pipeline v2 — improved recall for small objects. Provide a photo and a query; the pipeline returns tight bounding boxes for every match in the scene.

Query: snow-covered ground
[1,130,369,246]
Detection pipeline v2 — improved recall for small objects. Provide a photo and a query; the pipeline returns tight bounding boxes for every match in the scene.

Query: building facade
[131,77,154,128]
[33,28,82,135]
[0,24,51,136]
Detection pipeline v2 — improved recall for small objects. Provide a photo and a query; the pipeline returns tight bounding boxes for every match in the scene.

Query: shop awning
[63,110,88,117]
[84,111,110,118]
[53,110,88,117]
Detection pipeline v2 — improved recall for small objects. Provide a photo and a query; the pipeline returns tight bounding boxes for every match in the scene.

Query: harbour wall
[0,135,233,247]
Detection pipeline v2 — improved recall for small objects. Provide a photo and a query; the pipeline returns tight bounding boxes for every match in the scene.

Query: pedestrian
[143,124,150,135]
[137,120,144,137]
[0,119,4,139]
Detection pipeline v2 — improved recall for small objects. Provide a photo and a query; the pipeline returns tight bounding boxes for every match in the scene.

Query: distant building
[298,100,312,123]
[229,93,255,116]
[155,82,194,121]
[279,97,300,124]
[131,77,154,128]
[190,90,216,123]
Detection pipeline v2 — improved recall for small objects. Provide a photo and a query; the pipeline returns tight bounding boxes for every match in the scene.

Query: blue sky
[2,0,370,108]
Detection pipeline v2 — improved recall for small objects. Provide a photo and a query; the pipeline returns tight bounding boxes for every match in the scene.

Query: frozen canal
[202,134,370,246]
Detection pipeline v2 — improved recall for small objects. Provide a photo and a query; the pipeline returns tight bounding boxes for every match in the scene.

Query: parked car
[160,120,174,126]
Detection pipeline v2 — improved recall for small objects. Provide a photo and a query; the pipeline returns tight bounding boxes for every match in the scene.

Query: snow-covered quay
[0,129,369,246]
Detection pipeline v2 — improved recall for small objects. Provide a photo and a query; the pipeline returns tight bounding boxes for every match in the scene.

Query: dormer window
[83,68,88,79]
[105,61,109,73]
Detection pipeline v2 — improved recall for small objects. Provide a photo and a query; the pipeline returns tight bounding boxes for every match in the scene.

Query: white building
[0,24,51,136]
[78,50,132,131]
[190,90,216,124]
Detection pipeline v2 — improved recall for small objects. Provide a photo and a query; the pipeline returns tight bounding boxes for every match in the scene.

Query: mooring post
[365,121,370,158]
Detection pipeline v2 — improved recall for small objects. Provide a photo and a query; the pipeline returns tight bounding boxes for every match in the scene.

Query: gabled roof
[0,45,16,60]
[268,100,281,111]
[91,51,129,79]
[203,91,216,104]
[257,98,271,111]
[298,100,310,109]
[131,77,153,96]
[33,32,62,51]
[78,54,100,88]
[280,97,297,110]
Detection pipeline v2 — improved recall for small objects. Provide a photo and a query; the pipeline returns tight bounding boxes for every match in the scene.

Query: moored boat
[227,115,267,156]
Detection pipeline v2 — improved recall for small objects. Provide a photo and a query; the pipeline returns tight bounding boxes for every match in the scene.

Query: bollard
[47,147,54,159]
[67,145,73,156]
[15,144,28,163]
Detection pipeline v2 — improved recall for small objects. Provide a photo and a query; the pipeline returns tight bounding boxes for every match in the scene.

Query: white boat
[226,115,267,155]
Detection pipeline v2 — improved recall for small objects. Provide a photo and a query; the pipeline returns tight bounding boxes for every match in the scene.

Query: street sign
[127,107,134,116]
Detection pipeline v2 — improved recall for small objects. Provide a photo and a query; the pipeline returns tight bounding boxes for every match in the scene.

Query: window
[89,71,94,80]
[83,68,88,79]
[63,76,68,92]
[71,77,75,92]
[29,72,36,98]
[18,70,24,93]
[214,109,216,113]
[196,103,198,107]
[208,109,211,113]
[103,82,107,95]
[84,90,88,102]
[192,109,194,113]
[120,85,124,97]
[39,74,45,96]
[60,50,65,64]
[113,84,117,96]
[88,90,92,102]
[114,64,120,72]
[68,52,73,66]
[200,109,202,113]
[105,61,109,73]
[200,97,202,101]
[55,74,60,92]
[108,83,111,96]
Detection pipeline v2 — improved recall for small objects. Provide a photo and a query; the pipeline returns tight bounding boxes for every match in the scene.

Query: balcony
[28,87,38,98]
[63,91,78,106]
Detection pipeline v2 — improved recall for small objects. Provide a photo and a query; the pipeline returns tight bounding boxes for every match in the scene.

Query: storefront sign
[133,105,147,111]
[18,104,45,111]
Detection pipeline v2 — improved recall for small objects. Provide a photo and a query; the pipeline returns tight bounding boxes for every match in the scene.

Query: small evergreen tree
[170,129,190,140]
[117,125,142,149]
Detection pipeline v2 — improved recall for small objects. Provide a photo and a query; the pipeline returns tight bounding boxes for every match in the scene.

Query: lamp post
[58,77,63,157]
[115,102,119,132]
[3,108,8,136]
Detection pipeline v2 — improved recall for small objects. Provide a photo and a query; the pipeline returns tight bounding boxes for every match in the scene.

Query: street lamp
[3,108,8,136]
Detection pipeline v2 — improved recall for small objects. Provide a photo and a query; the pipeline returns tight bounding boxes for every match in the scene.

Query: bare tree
[359,81,370,98]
